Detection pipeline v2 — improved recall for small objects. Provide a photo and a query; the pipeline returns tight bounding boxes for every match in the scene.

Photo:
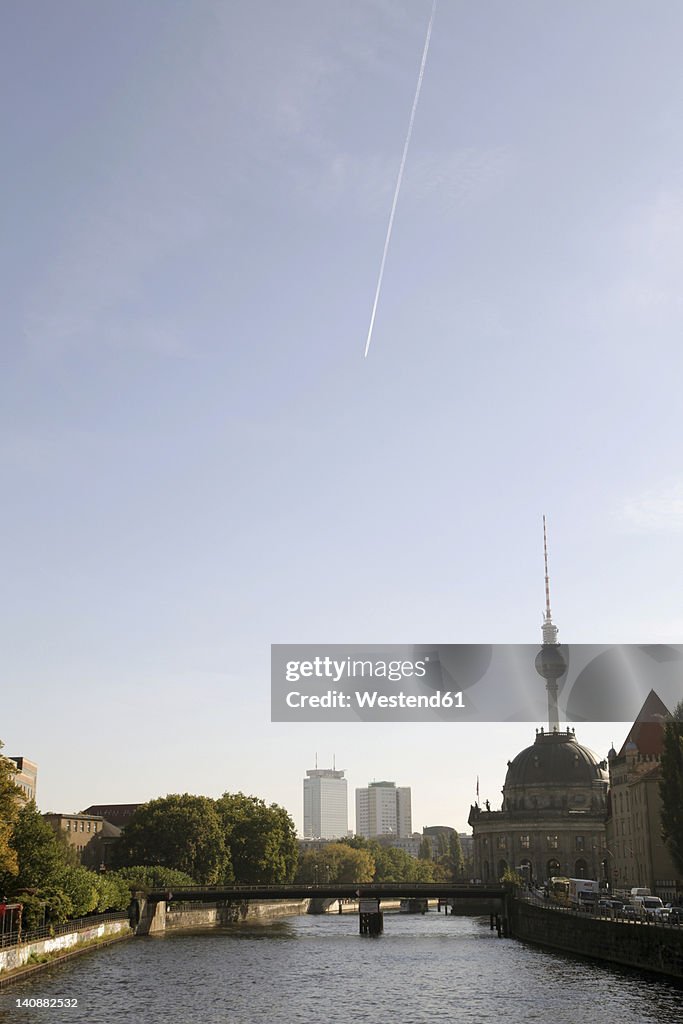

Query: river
[2,912,682,1023]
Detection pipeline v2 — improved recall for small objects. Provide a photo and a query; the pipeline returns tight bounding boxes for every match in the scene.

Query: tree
[373,845,433,883]
[0,800,66,894]
[114,795,230,884]
[442,833,465,881]
[0,744,21,879]
[418,836,432,861]
[59,865,99,918]
[93,873,132,913]
[296,843,375,884]
[112,865,196,890]
[501,865,524,887]
[215,793,297,884]
[660,700,683,875]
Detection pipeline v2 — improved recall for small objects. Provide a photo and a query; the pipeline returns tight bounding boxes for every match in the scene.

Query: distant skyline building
[355,781,412,838]
[303,766,348,839]
[9,756,37,804]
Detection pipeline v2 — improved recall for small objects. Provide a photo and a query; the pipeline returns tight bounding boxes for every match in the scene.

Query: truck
[568,878,600,908]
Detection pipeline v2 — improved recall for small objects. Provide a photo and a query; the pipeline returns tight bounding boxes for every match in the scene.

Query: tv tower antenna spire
[542,514,559,645]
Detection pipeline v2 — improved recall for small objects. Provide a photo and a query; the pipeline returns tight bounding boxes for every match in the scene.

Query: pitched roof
[618,690,671,757]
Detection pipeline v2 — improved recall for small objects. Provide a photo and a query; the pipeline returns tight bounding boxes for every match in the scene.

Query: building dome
[502,729,608,814]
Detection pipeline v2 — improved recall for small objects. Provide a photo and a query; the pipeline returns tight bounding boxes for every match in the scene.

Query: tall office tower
[355,781,412,838]
[303,767,348,839]
[9,756,38,804]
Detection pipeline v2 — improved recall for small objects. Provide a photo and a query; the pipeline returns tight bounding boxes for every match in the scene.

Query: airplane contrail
[363,0,437,359]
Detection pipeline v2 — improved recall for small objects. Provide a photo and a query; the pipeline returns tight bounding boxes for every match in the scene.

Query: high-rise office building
[303,768,348,839]
[9,756,38,804]
[355,781,412,838]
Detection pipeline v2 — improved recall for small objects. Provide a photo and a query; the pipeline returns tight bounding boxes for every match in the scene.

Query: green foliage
[372,845,435,882]
[660,700,683,875]
[19,888,74,930]
[113,794,230,884]
[0,801,65,895]
[296,843,375,884]
[112,865,196,890]
[340,836,435,882]
[500,865,524,887]
[215,793,297,884]
[58,865,99,918]
[0,743,21,879]
[418,835,432,860]
[92,872,132,912]
[443,833,465,881]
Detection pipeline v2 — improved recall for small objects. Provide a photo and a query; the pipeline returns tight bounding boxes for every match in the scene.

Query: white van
[631,895,663,918]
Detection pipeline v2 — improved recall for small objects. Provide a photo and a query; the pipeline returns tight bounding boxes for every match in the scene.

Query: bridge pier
[359,898,383,936]
[131,896,166,936]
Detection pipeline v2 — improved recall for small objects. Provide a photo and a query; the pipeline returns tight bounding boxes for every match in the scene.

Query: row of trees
[113,793,298,884]
[296,833,466,885]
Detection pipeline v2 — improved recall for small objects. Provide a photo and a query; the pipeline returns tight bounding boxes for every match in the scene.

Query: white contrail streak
[363,0,437,359]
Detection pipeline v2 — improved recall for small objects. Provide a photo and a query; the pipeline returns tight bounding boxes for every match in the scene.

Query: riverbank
[511,899,683,980]
[0,920,132,989]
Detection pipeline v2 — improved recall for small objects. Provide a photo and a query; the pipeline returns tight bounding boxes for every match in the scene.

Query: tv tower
[534,515,566,731]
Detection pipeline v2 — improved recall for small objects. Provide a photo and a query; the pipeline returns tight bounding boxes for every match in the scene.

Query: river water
[2,912,682,1024]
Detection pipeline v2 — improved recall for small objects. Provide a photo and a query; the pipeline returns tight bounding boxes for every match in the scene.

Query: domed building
[469,727,608,884]
[468,519,608,885]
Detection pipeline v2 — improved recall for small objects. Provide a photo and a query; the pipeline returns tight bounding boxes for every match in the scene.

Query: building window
[575,836,585,852]
[497,836,507,850]
[546,835,559,849]
[80,821,85,831]
[520,835,530,849]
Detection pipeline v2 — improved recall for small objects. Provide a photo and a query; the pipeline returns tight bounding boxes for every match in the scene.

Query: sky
[2,0,683,837]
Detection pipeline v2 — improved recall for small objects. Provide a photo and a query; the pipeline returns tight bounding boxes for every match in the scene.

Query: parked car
[597,899,621,914]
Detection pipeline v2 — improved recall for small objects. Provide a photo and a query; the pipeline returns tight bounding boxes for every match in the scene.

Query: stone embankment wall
[160,899,309,933]
[0,919,131,982]
[511,901,683,979]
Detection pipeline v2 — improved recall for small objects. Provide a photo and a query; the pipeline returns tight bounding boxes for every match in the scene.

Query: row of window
[64,819,100,834]
[485,834,589,851]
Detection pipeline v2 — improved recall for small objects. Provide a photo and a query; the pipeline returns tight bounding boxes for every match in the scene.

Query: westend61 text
[285,690,465,709]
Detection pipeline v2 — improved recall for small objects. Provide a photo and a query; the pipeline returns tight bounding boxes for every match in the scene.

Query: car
[667,907,683,925]
[649,906,671,922]
[597,899,623,915]
[618,906,639,920]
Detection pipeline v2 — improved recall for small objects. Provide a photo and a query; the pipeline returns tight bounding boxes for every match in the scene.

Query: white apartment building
[303,768,348,839]
[355,781,412,838]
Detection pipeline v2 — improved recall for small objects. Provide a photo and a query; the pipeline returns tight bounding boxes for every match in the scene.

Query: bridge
[130,882,511,936]
[141,882,510,903]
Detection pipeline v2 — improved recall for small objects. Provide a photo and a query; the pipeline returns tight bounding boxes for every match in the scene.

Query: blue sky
[3,0,683,834]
